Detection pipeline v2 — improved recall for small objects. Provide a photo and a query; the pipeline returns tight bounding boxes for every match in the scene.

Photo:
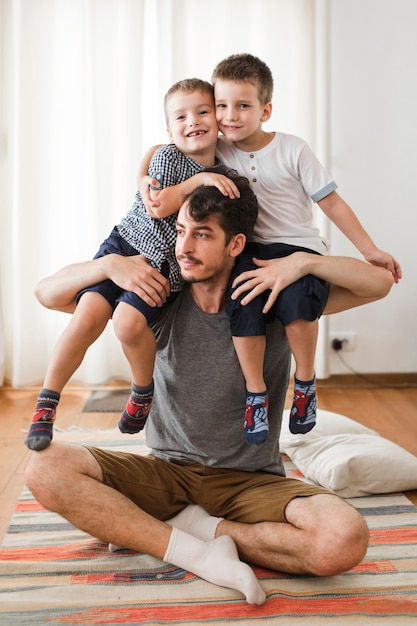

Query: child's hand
[139,175,161,217]
[200,172,241,199]
[363,248,402,283]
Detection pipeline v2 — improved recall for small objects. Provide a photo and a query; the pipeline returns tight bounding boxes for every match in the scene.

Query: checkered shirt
[117,144,209,292]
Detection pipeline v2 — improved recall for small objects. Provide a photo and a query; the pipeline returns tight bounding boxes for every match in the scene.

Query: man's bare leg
[216,493,369,576]
[110,504,223,551]
[24,444,265,604]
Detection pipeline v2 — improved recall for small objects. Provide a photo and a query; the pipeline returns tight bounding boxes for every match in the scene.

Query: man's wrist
[291,251,314,278]
[96,254,115,281]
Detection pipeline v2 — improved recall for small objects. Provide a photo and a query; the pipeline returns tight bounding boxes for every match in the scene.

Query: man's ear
[229,233,246,258]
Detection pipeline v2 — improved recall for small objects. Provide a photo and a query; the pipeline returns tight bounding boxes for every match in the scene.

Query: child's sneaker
[118,394,152,434]
[25,406,57,451]
[243,392,269,445]
[289,377,317,434]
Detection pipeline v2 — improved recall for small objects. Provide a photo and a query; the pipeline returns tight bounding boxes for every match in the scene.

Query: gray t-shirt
[147,285,291,475]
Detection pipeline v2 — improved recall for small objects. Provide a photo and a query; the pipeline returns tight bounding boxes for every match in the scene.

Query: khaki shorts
[86,447,329,523]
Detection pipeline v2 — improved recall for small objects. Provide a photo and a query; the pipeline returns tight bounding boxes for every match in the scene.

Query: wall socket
[329,331,357,352]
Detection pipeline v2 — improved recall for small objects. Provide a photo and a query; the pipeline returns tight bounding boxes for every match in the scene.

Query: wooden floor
[1,379,417,543]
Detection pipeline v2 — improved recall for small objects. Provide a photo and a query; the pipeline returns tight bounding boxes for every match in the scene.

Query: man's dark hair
[184,167,258,244]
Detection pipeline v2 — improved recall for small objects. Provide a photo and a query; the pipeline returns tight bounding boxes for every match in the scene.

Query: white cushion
[280,410,417,497]
[279,409,378,449]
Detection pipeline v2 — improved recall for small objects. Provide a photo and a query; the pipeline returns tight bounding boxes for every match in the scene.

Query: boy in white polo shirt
[211,53,401,443]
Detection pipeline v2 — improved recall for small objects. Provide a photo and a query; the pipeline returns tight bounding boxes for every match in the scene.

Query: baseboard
[316,372,417,389]
[2,375,417,392]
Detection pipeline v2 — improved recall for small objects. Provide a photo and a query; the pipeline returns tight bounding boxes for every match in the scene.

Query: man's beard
[177,254,204,283]
[178,253,225,285]
[182,275,206,284]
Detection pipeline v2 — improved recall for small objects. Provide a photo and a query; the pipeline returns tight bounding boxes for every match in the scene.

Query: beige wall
[326,0,417,374]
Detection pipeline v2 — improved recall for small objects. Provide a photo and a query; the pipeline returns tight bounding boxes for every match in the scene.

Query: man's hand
[231,252,396,317]
[231,254,308,313]
[105,254,170,306]
[35,254,171,314]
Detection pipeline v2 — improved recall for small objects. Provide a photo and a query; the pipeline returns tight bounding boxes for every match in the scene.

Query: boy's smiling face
[166,90,219,163]
[214,80,272,150]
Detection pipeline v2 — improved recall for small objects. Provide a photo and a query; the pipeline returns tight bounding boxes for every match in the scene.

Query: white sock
[109,543,126,552]
[109,505,222,552]
[164,527,265,605]
[166,505,223,541]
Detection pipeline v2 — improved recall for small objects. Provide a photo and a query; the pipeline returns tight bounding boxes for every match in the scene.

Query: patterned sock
[118,382,154,434]
[25,388,60,451]
[289,376,317,434]
[243,391,269,445]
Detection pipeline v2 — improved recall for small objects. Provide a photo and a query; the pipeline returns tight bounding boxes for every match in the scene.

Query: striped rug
[1,430,417,624]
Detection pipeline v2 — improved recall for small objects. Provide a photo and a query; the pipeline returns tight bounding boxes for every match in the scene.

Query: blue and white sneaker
[243,393,269,445]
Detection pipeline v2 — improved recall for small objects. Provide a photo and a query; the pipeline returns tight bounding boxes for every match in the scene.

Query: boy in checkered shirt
[26,78,239,451]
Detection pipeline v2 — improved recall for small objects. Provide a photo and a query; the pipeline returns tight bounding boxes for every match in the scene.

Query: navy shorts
[227,242,330,337]
[77,227,178,324]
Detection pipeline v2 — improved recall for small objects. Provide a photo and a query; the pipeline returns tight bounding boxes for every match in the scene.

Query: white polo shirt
[216,133,337,254]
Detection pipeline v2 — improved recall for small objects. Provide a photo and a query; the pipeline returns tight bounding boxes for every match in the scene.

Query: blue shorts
[227,242,330,337]
[77,227,178,324]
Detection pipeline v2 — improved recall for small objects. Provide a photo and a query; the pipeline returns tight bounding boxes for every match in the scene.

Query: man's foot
[118,383,154,434]
[289,377,317,434]
[198,535,266,605]
[167,505,223,541]
[164,528,266,605]
[109,543,128,552]
[243,392,268,445]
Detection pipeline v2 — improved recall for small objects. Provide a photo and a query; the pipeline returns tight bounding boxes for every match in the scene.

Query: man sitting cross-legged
[26,169,393,603]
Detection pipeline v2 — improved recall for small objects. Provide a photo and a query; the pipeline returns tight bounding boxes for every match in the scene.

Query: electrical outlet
[329,331,357,352]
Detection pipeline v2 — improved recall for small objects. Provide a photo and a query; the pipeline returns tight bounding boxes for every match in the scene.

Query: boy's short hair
[164,78,214,124]
[184,167,258,244]
[212,53,273,104]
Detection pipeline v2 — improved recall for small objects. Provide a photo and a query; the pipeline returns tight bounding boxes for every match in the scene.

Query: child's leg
[26,293,112,450]
[112,302,155,434]
[232,335,268,445]
[285,318,318,434]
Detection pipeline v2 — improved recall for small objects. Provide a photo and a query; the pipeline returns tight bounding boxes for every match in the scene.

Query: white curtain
[0,0,329,387]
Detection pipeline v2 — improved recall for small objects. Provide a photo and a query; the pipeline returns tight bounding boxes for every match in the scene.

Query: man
[26,173,392,604]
